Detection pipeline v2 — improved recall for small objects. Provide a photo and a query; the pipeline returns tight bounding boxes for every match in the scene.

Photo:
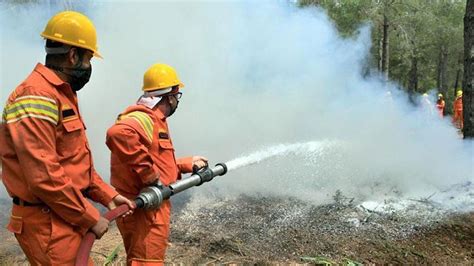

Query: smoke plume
[1,1,472,209]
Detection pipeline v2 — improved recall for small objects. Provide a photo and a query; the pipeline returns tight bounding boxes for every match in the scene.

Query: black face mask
[168,98,179,117]
[46,47,93,92]
[46,64,92,92]
[67,65,92,92]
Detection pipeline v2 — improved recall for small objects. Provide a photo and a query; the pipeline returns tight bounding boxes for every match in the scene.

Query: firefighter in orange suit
[436,93,445,118]
[106,63,208,265]
[0,11,133,265]
[452,90,463,129]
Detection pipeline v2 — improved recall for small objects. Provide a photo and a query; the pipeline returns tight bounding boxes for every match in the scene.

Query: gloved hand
[143,174,160,186]
[107,194,135,217]
[192,156,208,173]
[91,216,109,239]
[154,179,164,188]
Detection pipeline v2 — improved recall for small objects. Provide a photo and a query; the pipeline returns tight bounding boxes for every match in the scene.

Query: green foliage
[300,256,362,265]
[343,258,363,266]
[299,0,465,96]
[103,244,121,266]
[301,256,335,265]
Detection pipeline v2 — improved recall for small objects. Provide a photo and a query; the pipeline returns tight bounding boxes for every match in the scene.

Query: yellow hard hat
[422,93,428,97]
[41,11,102,58]
[142,63,184,92]
[456,90,462,97]
[438,93,443,98]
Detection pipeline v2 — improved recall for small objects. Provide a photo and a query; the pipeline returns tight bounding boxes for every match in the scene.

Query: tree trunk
[463,0,474,138]
[378,35,383,71]
[454,65,461,91]
[408,55,418,103]
[454,53,463,93]
[440,46,449,96]
[437,46,449,96]
[437,48,442,89]
[382,14,389,81]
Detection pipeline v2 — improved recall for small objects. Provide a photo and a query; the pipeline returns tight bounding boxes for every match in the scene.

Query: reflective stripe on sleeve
[119,111,154,142]
[5,96,59,125]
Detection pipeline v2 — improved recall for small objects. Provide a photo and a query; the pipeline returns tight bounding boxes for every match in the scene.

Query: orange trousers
[7,204,88,265]
[116,201,171,266]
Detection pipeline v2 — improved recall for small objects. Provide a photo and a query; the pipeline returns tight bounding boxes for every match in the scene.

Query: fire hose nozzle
[195,163,227,185]
[135,163,228,209]
[195,164,227,186]
[214,163,228,176]
[135,184,172,209]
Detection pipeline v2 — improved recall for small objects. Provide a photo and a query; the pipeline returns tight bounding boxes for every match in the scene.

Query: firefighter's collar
[35,63,66,87]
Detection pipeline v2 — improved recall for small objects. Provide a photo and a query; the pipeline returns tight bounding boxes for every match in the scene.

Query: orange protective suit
[452,96,463,129]
[436,99,445,118]
[106,104,193,265]
[0,63,118,265]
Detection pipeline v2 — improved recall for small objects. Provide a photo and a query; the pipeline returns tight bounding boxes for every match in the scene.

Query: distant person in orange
[436,93,445,118]
[0,11,133,265]
[106,63,208,265]
[452,90,463,129]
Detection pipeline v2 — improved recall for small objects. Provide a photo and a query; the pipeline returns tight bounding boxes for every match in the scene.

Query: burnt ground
[0,193,474,265]
[0,195,472,265]
[165,195,474,265]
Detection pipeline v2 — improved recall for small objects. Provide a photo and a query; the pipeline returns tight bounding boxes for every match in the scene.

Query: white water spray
[226,140,340,171]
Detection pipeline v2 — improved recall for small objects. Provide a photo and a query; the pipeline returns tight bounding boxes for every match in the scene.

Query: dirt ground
[0,195,472,265]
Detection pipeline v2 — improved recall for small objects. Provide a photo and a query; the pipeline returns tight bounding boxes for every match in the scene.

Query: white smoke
[1,1,473,209]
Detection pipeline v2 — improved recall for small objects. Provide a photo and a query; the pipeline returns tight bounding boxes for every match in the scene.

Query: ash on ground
[168,184,473,264]
[0,184,472,265]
